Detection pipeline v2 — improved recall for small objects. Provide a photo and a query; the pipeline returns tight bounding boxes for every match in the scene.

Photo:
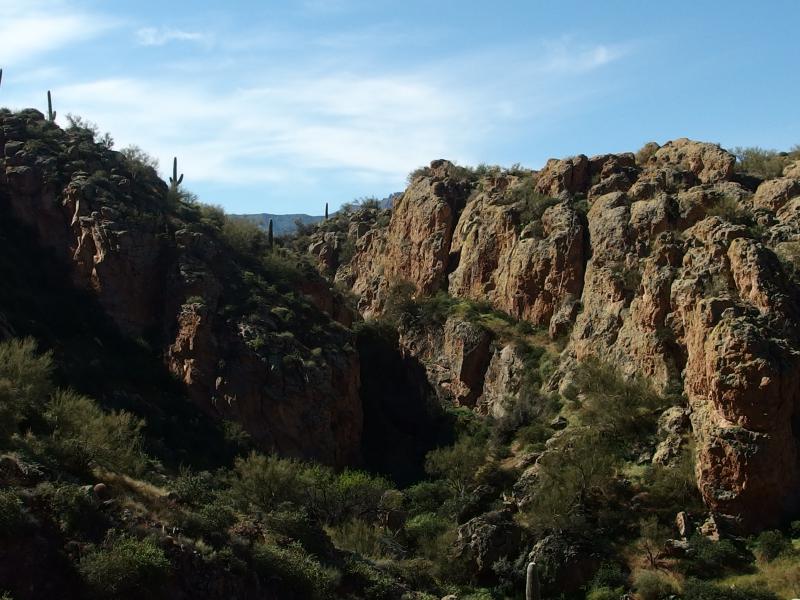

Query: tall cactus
[169,157,184,191]
[526,562,540,600]
[47,90,56,122]
[267,218,274,249]
[325,202,329,220]
[0,69,3,90]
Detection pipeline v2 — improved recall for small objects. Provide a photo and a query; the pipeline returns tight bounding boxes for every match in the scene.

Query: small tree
[639,516,670,568]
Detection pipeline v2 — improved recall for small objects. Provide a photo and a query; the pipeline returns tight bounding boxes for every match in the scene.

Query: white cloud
[0,1,114,66]
[135,27,211,47]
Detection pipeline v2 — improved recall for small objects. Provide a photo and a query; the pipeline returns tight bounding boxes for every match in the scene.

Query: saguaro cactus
[267,218,274,249]
[169,157,184,191]
[526,562,540,600]
[325,202,329,220]
[47,90,56,122]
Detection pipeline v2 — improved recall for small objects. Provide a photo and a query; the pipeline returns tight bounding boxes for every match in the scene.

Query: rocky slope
[316,139,800,531]
[0,108,361,467]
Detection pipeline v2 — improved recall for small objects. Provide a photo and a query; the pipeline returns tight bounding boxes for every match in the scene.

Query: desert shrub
[0,489,24,536]
[636,142,660,165]
[49,484,108,538]
[642,445,703,515]
[79,533,170,600]
[344,557,404,600]
[119,144,160,176]
[590,561,627,590]
[252,541,340,600]
[221,217,265,255]
[172,468,216,506]
[680,535,754,579]
[405,480,452,517]
[525,427,615,532]
[231,452,307,511]
[179,498,236,546]
[569,358,662,446]
[45,389,146,474]
[733,146,797,179]
[525,360,667,533]
[754,530,791,562]
[405,512,450,553]
[424,437,486,497]
[586,586,625,600]
[639,516,671,568]
[633,570,678,600]
[329,469,391,523]
[264,508,332,557]
[407,165,433,183]
[328,518,394,559]
[682,578,780,600]
[0,338,54,441]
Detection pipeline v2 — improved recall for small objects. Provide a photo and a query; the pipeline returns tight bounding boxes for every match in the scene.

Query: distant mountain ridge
[234,193,399,236]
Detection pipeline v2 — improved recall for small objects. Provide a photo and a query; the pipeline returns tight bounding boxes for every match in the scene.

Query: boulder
[452,510,522,581]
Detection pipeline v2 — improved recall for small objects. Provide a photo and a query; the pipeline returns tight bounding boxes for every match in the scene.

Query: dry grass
[717,554,800,599]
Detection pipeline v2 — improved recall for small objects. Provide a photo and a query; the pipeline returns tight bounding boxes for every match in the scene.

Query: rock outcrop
[332,139,800,530]
[0,109,362,466]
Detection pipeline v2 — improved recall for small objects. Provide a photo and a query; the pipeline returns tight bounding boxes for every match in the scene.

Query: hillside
[2,106,800,600]
[234,194,399,237]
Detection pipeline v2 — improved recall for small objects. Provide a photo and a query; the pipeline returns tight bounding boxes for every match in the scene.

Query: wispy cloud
[135,27,212,47]
[1,2,634,211]
[52,34,629,189]
[0,0,114,66]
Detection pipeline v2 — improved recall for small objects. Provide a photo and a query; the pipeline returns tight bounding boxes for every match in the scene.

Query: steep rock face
[345,160,472,316]
[670,218,800,527]
[479,343,527,418]
[398,316,492,408]
[0,110,362,466]
[535,154,590,197]
[448,179,586,333]
[337,138,800,529]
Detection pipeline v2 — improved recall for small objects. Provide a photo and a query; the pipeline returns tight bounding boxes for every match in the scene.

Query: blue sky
[1,0,798,214]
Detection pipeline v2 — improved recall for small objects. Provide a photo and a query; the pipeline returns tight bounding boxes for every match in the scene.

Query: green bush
[732,146,799,179]
[590,561,627,590]
[633,570,678,600]
[0,489,24,536]
[252,541,340,600]
[682,578,780,600]
[172,468,216,506]
[179,498,235,546]
[264,507,332,557]
[45,389,146,474]
[49,484,108,538]
[328,518,392,559]
[424,437,486,497]
[221,217,265,255]
[587,586,625,600]
[323,469,391,523]
[681,535,754,579]
[0,338,54,441]
[754,530,791,562]
[79,533,170,600]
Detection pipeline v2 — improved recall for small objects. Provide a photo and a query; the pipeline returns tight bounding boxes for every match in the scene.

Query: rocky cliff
[0,109,362,467]
[318,139,800,531]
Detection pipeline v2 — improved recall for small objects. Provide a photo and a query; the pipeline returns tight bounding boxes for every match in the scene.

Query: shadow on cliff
[0,200,247,470]
[356,321,455,487]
